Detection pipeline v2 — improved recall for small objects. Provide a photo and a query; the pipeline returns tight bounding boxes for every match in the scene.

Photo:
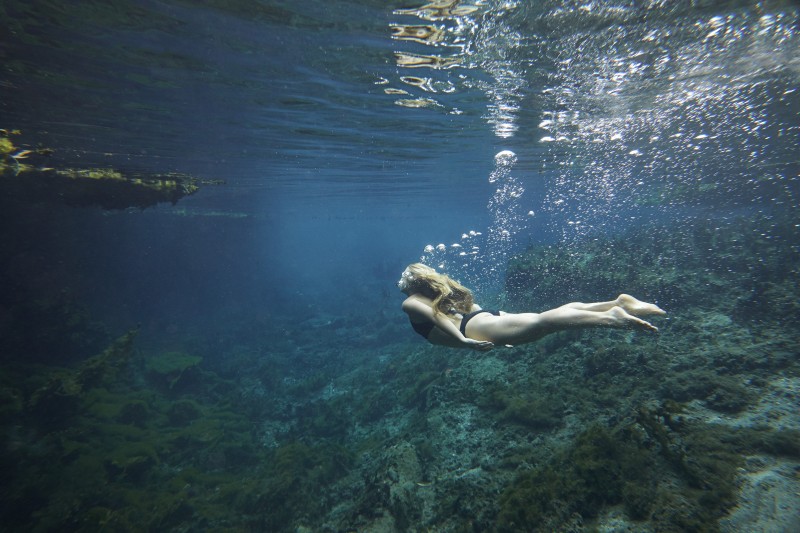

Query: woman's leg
[562,294,665,317]
[467,303,660,345]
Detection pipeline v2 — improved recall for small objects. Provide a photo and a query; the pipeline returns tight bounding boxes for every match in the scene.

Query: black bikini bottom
[460,310,500,336]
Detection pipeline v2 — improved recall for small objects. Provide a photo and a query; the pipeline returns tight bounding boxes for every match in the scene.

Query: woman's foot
[608,306,659,332]
[616,294,666,317]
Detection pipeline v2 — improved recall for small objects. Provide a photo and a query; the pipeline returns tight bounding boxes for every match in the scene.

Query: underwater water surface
[1,1,799,531]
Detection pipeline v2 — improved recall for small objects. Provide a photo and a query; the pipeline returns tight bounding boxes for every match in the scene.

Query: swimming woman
[398,263,665,351]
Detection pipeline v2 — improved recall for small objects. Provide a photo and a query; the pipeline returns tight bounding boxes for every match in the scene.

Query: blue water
[1,0,799,530]
[3,0,794,340]
[3,0,797,334]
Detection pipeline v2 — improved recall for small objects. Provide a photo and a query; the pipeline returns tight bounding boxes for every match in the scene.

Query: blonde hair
[401,263,474,315]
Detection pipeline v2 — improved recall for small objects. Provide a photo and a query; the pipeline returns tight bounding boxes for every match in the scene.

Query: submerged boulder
[144,351,203,391]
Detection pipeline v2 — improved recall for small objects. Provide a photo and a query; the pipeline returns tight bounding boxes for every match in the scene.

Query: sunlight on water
[386,0,485,112]
[387,1,533,293]
[387,0,525,136]
[536,2,800,242]
[387,0,799,296]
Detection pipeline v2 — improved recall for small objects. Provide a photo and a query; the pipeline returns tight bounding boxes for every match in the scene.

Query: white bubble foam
[494,150,517,165]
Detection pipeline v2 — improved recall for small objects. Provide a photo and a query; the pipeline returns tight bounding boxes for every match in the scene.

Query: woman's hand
[462,338,493,352]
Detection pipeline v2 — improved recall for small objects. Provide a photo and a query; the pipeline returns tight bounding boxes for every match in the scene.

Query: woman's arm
[403,298,492,351]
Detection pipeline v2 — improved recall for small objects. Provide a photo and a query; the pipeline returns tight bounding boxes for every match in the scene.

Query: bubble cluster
[405,2,798,293]
[419,149,532,294]
[529,2,800,242]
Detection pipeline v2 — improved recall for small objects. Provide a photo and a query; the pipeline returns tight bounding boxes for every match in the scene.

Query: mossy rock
[78,506,137,532]
[478,384,563,430]
[0,385,23,420]
[0,126,212,210]
[145,351,202,390]
[145,351,202,375]
[76,329,138,389]
[170,417,224,451]
[167,399,202,426]
[495,412,755,532]
[252,441,353,531]
[294,397,352,439]
[149,499,196,531]
[105,443,159,483]
[0,135,15,156]
[660,371,754,413]
[118,400,150,427]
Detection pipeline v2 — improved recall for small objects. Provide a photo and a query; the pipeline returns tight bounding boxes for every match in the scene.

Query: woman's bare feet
[616,294,666,317]
[608,306,659,332]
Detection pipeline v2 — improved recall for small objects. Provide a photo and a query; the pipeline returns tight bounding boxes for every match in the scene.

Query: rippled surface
[1,1,495,200]
[380,0,800,285]
[523,1,800,238]
[2,0,798,284]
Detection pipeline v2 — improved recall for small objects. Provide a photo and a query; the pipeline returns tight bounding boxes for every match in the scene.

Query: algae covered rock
[0,385,23,421]
[76,329,138,389]
[166,399,202,426]
[117,400,150,427]
[27,368,83,423]
[144,351,202,390]
[104,443,159,483]
[249,441,353,531]
[28,330,139,423]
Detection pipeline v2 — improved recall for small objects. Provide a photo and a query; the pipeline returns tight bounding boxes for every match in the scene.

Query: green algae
[117,400,150,427]
[496,397,800,533]
[2,214,799,532]
[144,351,202,374]
[144,351,202,390]
[660,370,755,413]
[478,383,563,430]
[166,398,202,425]
[0,329,302,531]
[252,441,354,531]
[496,423,656,531]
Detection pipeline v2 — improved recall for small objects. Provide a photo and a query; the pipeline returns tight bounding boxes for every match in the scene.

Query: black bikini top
[410,319,435,339]
[409,307,461,339]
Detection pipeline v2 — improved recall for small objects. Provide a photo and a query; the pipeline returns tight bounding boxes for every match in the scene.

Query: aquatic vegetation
[144,350,203,390]
[75,329,138,387]
[1,0,797,529]
[496,402,800,532]
[505,214,800,315]
[478,382,563,430]
[117,399,151,427]
[27,330,138,425]
[251,441,354,531]
[1,332,269,530]
[660,369,755,413]
[403,370,447,410]
[166,398,202,425]
[497,423,651,530]
[0,135,16,156]
[2,213,798,531]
